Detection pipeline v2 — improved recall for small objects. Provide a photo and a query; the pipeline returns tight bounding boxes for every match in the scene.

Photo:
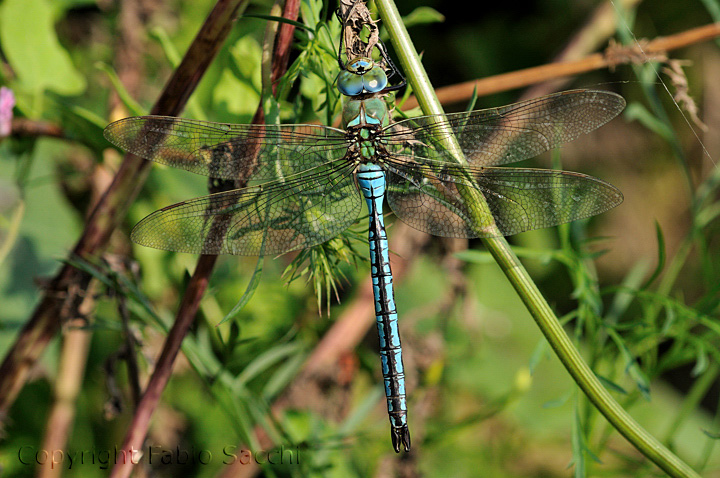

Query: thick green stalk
[375,1,700,476]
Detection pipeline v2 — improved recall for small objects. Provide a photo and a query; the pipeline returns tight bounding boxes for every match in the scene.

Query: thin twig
[36,323,92,478]
[402,22,720,110]
[10,118,64,138]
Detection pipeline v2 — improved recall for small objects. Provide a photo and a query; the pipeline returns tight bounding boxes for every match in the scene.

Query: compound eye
[337,70,364,96]
[362,66,388,93]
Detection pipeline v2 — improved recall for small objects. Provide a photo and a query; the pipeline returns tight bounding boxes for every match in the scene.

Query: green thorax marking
[343,97,390,162]
[342,96,389,128]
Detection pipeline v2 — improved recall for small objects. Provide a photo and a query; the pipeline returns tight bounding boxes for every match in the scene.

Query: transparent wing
[104,116,350,181]
[385,158,623,238]
[382,90,625,168]
[130,159,362,255]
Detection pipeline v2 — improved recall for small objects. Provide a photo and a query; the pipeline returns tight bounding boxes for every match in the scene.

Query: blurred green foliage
[1,0,720,476]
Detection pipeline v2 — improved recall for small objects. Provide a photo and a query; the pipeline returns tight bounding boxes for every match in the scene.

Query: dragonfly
[104,53,624,453]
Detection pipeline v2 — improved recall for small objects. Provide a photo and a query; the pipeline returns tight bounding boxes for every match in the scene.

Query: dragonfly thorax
[342,96,390,128]
[346,123,387,164]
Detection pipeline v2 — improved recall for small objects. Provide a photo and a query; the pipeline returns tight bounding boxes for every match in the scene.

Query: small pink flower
[0,87,16,137]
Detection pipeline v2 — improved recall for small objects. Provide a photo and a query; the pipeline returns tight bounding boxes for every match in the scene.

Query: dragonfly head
[346,57,374,75]
[337,57,388,96]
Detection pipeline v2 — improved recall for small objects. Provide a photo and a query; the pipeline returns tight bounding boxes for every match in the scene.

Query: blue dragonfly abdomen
[357,162,410,452]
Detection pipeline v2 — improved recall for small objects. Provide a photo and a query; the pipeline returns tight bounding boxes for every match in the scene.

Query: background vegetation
[1,0,719,476]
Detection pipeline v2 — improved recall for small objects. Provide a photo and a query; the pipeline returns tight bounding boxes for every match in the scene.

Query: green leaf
[595,374,628,394]
[262,351,304,398]
[542,393,571,409]
[640,221,666,289]
[300,0,322,29]
[219,255,264,326]
[0,0,86,96]
[149,26,182,67]
[691,343,708,377]
[570,406,603,477]
[527,338,549,373]
[402,7,445,28]
[623,351,652,400]
[455,246,560,264]
[231,343,301,390]
[96,63,146,116]
[212,37,262,117]
[454,249,494,263]
[625,102,673,140]
[702,428,720,439]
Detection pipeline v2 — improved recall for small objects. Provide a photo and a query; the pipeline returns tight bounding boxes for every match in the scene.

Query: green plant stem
[375,1,701,476]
